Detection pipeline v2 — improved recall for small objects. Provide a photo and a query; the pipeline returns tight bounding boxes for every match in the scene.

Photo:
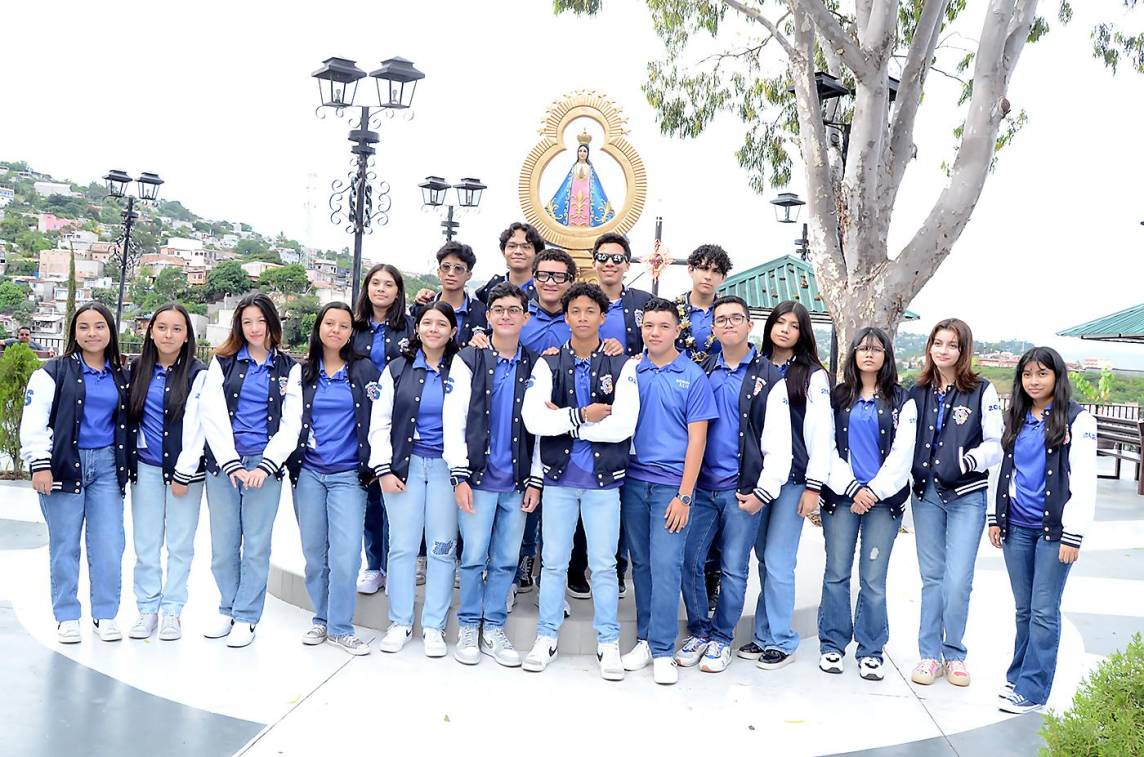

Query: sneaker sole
[820,665,844,675]
[454,651,481,665]
[226,637,254,648]
[946,674,971,687]
[737,649,763,661]
[57,635,82,644]
[482,650,522,667]
[566,588,592,600]
[129,631,154,640]
[329,641,370,656]
[674,655,705,668]
[699,661,729,673]
[158,632,181,641]
[756,656,794,671]
[860,671,884,681]
[523,651,557,672]
[911,672,939,685]
[999,702,1041,714]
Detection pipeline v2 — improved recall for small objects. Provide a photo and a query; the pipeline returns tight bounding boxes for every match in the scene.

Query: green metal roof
[1057,302,1144,344]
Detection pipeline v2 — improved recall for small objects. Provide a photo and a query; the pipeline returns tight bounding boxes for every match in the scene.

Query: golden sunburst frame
[518,90,647,278]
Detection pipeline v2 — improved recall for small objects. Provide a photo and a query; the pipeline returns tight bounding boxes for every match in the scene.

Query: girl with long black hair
[125,304,208,642]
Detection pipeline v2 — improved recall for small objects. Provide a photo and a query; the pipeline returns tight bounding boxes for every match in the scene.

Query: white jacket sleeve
[868,398,919,501]
[522,360,579,437]
[172,369,209,483]
[963,382,1004,473]
[803,369,836,493]
[443,356,473,484]
[367,367,396,476]
[259,363,303,476]
[528,435,544,489]
[576,358,640,443]
[19,368,56,472]
[199,358,242,475]
[1060,410,1097,549]
[754,378,793,503]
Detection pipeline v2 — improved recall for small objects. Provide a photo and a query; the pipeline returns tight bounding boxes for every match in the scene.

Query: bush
[0,343,42,477]
[1040,633,1144,755]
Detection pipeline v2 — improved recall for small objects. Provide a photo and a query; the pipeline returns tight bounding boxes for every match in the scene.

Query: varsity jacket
[784,366,836,493]
[615,286,653,356]
[475,273,537,305]
[990,402,1097,548]
[442,343,543,491]
[700,352,793,504]
[352,316,414,368]
[824,388,918,516]
[521,344,640,487]
[286,357,382,487]
[20,353,131,495]
[368,352,459,484]
[909,379,1003,502]
[125,357,209,485]
[200,350,302,479]
[411,293,488,347]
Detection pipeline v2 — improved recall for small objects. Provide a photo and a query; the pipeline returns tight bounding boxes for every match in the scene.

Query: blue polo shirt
[233,346,271,456]
[599,296,627,347]
[368,320,390,371]
[435,293,470,345]
[683,300,722,359]
[698,347,755,491]
[520,301,570,354]
[628,352,718,487]
[849,397,882,485]
[411,351,446,459]
[1011,410,1049,529]
[138,364,169,466]
[304,362,359,474]
[475,348,522,493]
[79,360,118,449]
[932,385,950,447]
[556,353,621,490]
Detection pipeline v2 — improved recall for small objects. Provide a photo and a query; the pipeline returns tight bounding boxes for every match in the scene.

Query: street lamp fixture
[770,192,806,224]
[418,176,450,207]
[453,177,486,209]
[369,57,425,110]
[418,175,486,241]
[312,57,366,108]
[102,169,164,330]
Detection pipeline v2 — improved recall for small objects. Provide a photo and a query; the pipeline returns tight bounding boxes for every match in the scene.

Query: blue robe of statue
[546,159,614,227]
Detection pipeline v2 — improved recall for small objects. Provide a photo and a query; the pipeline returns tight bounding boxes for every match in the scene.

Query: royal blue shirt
[475,348,521,493]
[452,295,470,345]
[628,352,719,487]
[233,346,271,456]
[137,364,169,466]
[599,296,627,348]
[556,353,622,489]
[698,347,755,491]
[304,362,359,474]
[849,397,882,485]
[684,300,722,359]
[368,321,390,371]
[1011,410,1049,529]
[520,301,571,354]
[78,360,118,449]
[932,386,949,445]
[411,351,446,459]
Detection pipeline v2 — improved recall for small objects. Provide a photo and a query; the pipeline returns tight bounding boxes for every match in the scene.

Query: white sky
[2,0,1142,367]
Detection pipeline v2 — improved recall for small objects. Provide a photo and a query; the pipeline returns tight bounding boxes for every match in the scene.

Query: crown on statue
[577,129,592,145]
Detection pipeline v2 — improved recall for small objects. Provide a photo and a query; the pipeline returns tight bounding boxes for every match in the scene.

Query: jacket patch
[891,408,899,429]
[397,337,410,353]
[951,405,972,425]
[444,376,455,394]
[24,388,33,406]
[599,374,614,395]
[278,376,289,396]
[753,377,765,397]
[634,309,643,327]
[365,381,382,401]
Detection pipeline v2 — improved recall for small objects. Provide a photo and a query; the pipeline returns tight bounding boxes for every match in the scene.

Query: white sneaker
[653,656,679,685]
[454,626,481,665]
[819,651,844,674]
[226,623,256,648]
[674,635,709,667]
[522,635,559,672]
[328,634,371,656]
[416,555,427,586]
[158,614,182,641]
[622,640,653,671]
[93,619,122,642]
[597,641,625,681]
[480,626,521,667]
[378,623,412,653]
[203,615,234,639]
[129,613,158,640]
[699,641,732,673]
[356,569,385,595]
[998,681,1016,700]
[423,628,447,658]
[858,656,884,681]
[57,620,81,644]
[301,624,328,646]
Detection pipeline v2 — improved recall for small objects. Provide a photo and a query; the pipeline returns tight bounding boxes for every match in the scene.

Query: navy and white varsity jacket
[783,365,836,493]
[20,353,130,494]
[475,273,537,305]
[200,350,302,479]
[368,352,459,484]
[616,286,653,356]
[442,344,543,491]
[352,317,414,368]
[411,294,488,347]
[909,379,1003,502]
[824,388,918,516]
[125,357,209,485]
[990,402,1097,547]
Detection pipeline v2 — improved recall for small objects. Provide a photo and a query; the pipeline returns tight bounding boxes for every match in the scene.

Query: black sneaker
[567,573,592,599]
[737,641,764,661]
[516,556,536,593]
[617,574,627,599]
[756,648,794,670]
[705,571,721,615]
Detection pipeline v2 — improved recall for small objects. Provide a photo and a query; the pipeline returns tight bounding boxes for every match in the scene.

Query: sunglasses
[593,252,628,265]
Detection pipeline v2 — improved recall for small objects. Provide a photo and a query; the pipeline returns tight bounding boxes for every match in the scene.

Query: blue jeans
[682,488,763,644]
[39,446,125,622]
[204,455,282,624]
[621,479,688,658]
[912,481,986,661]
[520,506,541,561]
[384,454,456,631]
[538,486,621,642]
[751,482,806,653]
[458,488,526,629]
[131,461,204,615]
[1003,525,1072,705]
[293,467,366,637]
[818,500,902,660]
[363,481,389,573]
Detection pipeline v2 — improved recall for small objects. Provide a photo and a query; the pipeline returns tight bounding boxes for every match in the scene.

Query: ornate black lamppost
[418,176,486,241]
[103,169,163,329]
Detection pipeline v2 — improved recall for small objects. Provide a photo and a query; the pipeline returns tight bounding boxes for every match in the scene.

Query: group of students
[20,222,1095,713]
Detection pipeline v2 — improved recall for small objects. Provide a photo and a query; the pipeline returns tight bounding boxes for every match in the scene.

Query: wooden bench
[1095,414,1144,495]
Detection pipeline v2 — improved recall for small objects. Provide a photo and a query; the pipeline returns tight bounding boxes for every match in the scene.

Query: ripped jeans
[383,453,457,631]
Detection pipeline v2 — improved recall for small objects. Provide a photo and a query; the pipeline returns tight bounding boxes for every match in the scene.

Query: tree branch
[721,0,799,58]
[788,0,876,79]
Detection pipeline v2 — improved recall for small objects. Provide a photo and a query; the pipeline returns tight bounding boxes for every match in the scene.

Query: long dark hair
[833,327,898,410]
[64,302,121,365]
[407,301,459,366]
[1002,346,1072,450]
[215,292,282,358]
[355,263,408,331]
[916,317,980,392]
[127,304,197,425]
[761,300,824,406]
[302,302,357,385]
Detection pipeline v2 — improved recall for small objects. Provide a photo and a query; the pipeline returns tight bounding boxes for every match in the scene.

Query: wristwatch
[677,493,693,506]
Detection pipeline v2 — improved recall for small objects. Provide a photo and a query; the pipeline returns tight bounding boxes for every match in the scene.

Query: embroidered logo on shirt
[599,374,614,395]
[951,405,972,425]
[634,309,643,327]
[753,377,765,397]
[365,381,382,401]
[24,388,33,406]
[278,377,289,396]
[397,337,410,353]
[675,378,691,390]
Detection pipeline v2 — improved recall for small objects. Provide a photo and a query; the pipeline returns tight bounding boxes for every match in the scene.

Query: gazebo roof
[1058,302,1144,344]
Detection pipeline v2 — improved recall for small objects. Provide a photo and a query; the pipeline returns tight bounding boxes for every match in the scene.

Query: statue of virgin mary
[545,130,615,227]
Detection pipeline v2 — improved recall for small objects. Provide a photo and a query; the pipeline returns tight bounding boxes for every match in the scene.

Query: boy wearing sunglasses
[591,233,652,357]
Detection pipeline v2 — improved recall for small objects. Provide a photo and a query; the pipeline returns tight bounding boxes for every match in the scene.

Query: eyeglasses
[505,242,534,252]
[594,252,628,265]
[438,262,469,275]
[489,305,525,317]
[714,313,748,327]
[534,270,572,284]
[857,345,885,354]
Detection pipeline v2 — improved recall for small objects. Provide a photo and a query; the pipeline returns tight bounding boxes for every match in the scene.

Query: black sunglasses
[593,252,629,265]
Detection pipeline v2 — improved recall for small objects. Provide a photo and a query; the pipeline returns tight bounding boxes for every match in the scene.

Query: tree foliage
[0,343,40,476]
[205,260,252,301]
[258,264,310,295]
[0,281,34,320]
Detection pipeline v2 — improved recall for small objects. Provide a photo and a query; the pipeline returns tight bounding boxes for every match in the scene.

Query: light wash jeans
[293,467,367,637]
[537,486,621,642]
[750,482,807,653]
[39,446,125,622]
[621,479,688,658]
[384,454,457,631]
[204,455,282,624]
[458,488,526,629]
[131,461,204,616]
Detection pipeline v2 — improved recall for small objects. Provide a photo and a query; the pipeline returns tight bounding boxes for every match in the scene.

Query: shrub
[0,343,42,477]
